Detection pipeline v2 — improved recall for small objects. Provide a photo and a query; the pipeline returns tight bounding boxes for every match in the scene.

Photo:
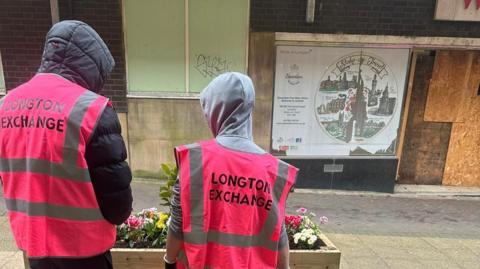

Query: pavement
[1,181,480,269]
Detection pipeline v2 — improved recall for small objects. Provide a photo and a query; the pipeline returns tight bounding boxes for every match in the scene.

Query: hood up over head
[200,72,255,140]
[38,20,115,93]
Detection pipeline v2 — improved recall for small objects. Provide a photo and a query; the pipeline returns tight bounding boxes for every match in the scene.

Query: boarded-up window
[123,0,249,95]
[424,51,474,123]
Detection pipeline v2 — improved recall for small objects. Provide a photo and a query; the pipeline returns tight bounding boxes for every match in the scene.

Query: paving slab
[418,259,463,269]
[455,260,480,269]
[368,245,415,260]
[440,247,480,261]
[460,239,480,256]
[342,256,390,269]
[383,258,426,269]
[0,251,24,269]
[410,246,453,260]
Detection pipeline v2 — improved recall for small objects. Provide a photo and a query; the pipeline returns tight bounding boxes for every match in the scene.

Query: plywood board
[424,50,473,123]
[397,54,452,185]
[443,52,480,186]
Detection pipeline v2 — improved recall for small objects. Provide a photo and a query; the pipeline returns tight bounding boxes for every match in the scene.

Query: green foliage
[159,163,178,207]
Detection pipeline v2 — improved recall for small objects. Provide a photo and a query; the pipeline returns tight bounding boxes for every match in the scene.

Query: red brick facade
[0,0,51,90]
[0,0,128,112]
[59,0,128,112]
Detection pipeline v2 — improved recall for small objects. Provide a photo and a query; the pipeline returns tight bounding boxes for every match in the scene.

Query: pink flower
[319,216,328,224]
[125,215,144,229]
[285,215,302,229]
[296,207,307,214]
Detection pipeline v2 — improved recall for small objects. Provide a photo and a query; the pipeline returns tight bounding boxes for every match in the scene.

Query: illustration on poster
[272,46,409,156]
[315,51,399,143]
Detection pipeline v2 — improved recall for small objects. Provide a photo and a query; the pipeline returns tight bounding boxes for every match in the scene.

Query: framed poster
[272,46,410,157]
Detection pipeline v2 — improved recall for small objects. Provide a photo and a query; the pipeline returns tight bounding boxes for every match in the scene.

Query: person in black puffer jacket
[26,20,133,269]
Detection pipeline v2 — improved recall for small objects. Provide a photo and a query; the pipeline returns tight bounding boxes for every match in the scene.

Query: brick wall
[0,0,52,90]
[251,0,480,37]
[59,0,128,112]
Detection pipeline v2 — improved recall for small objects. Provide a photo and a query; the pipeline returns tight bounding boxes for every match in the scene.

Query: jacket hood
[200,72,255,139]
[38,20,115,93]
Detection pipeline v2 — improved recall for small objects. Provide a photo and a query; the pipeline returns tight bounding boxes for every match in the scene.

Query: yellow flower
[159,213,169,222]
[155,213,169,230]
[156,220,166,230]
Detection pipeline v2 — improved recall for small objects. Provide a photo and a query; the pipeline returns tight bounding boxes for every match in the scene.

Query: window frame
[0,50,6,95]
[121,0,250,98]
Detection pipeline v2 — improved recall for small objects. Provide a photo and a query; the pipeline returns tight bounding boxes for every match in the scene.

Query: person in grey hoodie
[165,72,292,269]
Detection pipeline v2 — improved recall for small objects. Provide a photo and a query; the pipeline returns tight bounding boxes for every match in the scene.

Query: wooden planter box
[23,234,339,268]
[111,233,341,269]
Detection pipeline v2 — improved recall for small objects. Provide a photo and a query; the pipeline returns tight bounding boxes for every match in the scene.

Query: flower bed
[22,207,340,269]
[286,207,329,250]
[111,207,340,269]
[115,208,169,249]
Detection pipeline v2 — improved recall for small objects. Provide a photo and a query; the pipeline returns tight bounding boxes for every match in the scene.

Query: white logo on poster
[285,64,303,85]
[314,51,399,143]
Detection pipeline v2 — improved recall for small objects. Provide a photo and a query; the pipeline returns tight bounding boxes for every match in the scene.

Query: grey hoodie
[200,72,265,153]
[169,72,287,247]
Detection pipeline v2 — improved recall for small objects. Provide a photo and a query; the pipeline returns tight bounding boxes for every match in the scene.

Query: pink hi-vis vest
[0,74,116,258]
[176,140,297,269]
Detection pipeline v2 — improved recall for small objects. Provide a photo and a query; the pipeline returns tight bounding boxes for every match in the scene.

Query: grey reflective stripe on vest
[178,250,189,267]
[5,198,104,221]
[183,144,289,252]
[187,144,205,235]
[62,90,98,167]
[0,158,90,182]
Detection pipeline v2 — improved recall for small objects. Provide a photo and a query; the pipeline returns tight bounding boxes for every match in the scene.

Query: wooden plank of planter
[290,250,340,269]
[111,233,341,269]
[289,233,341,269]
[112,248,165,269]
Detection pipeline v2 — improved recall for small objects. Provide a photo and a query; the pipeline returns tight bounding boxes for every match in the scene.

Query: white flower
[307,235,318,245]
[304,229,314,235]
[293,233,301,244]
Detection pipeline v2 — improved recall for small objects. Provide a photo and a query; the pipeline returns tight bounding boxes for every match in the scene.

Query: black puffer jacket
[38,20,132,225]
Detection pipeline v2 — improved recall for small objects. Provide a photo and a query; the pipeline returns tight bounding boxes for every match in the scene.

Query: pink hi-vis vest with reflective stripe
[0,74,116,258]
[176,140,297,269]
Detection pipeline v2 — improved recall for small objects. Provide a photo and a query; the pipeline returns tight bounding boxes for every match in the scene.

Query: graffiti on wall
[194,54,232,78]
